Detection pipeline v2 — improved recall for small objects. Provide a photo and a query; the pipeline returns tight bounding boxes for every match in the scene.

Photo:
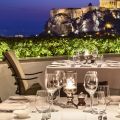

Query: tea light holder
[64,71,77,108]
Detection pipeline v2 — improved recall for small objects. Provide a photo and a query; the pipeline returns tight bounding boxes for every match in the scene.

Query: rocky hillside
[45,8,120,36]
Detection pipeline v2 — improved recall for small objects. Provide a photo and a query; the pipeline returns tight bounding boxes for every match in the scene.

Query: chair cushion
[25,83,42,95]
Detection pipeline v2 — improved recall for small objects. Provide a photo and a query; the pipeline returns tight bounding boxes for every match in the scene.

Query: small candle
[84,49,90,56]
[65,78,76,89]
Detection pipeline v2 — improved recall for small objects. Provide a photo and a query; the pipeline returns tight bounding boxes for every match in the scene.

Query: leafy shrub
[0,36,120,59]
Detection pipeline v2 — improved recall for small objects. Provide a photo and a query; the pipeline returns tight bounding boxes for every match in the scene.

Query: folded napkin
[110,96,120,105]
[61,109,86,120]
[111,96,120,102]
[0,113,13,120]
[0,103,28,112]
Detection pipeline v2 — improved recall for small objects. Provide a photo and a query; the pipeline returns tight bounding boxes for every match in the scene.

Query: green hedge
[0,36,120,59]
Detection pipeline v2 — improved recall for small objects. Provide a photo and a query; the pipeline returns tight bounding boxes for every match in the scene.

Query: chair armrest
[15,76,38,80]
[25,71,43,75]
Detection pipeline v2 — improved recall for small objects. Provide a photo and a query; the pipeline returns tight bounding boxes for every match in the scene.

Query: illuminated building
[100,0,120,9]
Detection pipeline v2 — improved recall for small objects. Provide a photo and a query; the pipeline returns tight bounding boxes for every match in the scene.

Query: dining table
[46,60,120,95]
[0,95,120,120]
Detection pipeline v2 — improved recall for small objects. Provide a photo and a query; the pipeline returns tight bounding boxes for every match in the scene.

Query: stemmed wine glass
[92,48,98,64]
[83,49,90,64]
[45,72,59,112]
[54,70,66,89]
[84,71,98,112]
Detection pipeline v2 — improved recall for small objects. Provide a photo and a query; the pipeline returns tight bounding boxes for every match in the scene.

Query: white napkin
[110,96,120,105]
[111,96,120,102]
[61,109,86,120]
[0,113,13,120]
[0,103,28,111]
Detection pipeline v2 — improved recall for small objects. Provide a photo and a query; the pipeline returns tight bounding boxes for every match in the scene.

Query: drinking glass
[84,71,98,112]
[72,50,81,64]
[45,72,59,112]
[98,85,111,105]
[96,54,104,67]
[35,90,51,120]
[93,91,106,115]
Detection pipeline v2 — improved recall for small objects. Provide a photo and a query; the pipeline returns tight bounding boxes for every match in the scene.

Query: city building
[100,0,120,9]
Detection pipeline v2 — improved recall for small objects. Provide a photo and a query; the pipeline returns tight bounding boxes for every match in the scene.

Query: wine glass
[63,71,77,108]
[84,71,98,112]
[54,70,66,89]
[92,48,98,64]
[35,90,51,120]
[54,70,65,103]
[45,72,59,112]
[72,50,81,65]
[83,49,90,64]
[92,48,98,59]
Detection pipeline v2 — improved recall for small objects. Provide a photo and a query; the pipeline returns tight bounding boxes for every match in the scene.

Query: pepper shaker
[77,92,86,109]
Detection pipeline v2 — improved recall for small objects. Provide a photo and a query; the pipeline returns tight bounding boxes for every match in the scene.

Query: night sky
[0,0,99,36]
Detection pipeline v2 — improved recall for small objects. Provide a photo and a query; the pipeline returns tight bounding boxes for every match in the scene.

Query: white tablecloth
[0,96,120,120]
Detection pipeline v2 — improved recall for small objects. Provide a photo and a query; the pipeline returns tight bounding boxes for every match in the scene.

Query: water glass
[35,90,51,120]
[98,85,111,105]
[96,54,104,67]
[93,91,106,114]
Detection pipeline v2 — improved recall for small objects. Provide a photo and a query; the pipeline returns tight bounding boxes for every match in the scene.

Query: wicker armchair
[3,50,43,95]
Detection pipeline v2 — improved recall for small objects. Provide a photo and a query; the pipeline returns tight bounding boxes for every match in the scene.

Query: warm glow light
[66,78,76,89]
[105,23,112,29]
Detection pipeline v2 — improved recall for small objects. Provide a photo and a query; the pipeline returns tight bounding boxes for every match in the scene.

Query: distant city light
[105,23,112,29]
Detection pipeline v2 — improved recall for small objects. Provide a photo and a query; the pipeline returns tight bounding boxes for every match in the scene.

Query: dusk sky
[0,0,99,36]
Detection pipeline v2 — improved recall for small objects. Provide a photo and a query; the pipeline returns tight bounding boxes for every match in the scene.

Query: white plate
[9,96,27,100]
[106,60,120,63]
[0,103,28,111]
[107,64,120,67]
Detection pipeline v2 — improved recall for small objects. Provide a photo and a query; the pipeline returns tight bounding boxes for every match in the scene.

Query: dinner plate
[0,103,28,111]
[105,60,120,63]
[9,96,27,100]
[107,64,120,67]
[48,64,66,67]
[51,62,67,66]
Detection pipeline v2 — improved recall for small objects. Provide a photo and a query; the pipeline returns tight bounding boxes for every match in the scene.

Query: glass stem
[49,93,53,112]
[90,94,93,112]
